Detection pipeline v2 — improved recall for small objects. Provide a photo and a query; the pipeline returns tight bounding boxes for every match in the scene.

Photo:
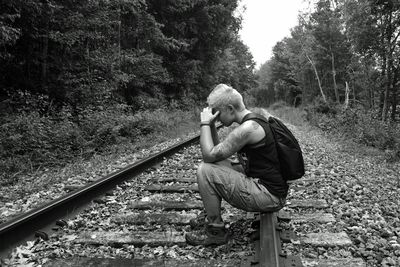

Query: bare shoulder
[240,120,262,132]
[239,119,265,143]
[226,122,252,141]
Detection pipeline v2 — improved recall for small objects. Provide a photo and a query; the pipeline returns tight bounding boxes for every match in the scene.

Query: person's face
[212,105,235,126]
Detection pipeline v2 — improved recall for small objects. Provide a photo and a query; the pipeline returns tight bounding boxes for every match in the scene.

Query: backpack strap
[242,112,282,163]
[241,112,269,124]
[241,113,275,147]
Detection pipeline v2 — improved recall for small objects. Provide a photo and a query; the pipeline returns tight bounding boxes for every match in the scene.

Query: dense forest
[253,0,400,162]
[0,0,257,180]
[1,0,399,181]
[0,0,256,111]
[255,0,399,122]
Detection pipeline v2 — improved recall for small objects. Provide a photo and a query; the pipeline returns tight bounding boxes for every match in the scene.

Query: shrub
[305,102,400,161]
[269,100,289,111]
[0,105,198,184]
[266,102,307,127]
[0,112,86,183]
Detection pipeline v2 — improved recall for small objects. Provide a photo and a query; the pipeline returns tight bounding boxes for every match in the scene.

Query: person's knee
[197,162,213,182]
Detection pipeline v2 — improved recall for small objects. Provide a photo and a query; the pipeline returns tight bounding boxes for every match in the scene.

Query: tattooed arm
[210,123,220,145]
[200,121,255,163]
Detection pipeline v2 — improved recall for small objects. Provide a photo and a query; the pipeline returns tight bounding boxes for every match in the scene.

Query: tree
[214,36,257,93]
[308,0,352,103]
[1,0,250,114]
[343,0,400,121]
[0,1,21,51]
[254,60,275,106]
[146,0,242,101]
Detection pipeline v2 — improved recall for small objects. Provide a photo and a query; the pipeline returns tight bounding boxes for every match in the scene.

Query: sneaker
[185,223,229,246]
[189,211,227,230]
[189,210,207,229]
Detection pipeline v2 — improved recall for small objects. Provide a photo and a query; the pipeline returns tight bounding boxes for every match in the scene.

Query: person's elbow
[201,151,218,163]
[202,154,215,163]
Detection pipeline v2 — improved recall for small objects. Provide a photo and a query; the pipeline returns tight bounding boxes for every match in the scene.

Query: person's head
[207,84,246,126]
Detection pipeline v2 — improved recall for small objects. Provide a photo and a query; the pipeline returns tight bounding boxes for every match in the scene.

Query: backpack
[267,116,305,181]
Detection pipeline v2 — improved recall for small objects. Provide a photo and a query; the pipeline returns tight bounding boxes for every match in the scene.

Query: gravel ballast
[2,116,400,267]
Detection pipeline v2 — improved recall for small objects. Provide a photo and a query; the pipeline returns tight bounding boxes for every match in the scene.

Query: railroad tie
[130,200,204,210]
[145,184,199,193]
[277,199,366,266]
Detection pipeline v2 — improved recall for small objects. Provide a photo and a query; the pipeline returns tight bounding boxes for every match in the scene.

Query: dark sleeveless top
[237,113,288,197]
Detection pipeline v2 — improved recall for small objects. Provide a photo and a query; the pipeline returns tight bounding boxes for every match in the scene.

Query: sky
[238,1,311,68]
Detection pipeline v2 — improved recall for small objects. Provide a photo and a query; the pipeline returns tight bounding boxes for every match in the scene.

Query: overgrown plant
[0,105,199,185]
[306,102,400,162]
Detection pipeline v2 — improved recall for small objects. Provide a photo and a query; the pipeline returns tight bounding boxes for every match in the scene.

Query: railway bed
[1,122,367,266]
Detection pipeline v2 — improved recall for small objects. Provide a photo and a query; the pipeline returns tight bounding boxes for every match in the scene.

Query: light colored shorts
[197,161,286,212]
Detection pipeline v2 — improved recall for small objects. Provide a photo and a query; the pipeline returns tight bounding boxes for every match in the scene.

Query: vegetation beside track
[0,106,199,186]
[0,109,199,224]
[268,102,400,163]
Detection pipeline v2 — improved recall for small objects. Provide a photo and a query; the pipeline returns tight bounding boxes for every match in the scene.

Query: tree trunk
[382,84,390,121]
[306,53,327,103]
[379,51,387,118]
[331,51,339,103]
[378,13,387,117]
[391,86,397,121]
[382,55,393,121]
[41,20,49,90]
[118,1,121,69]
[381,10,396,121]
[344,81,349,108]
[86,39,90,73]
[367,67,374,108]
[382,21,394,121]
[390,68,398,121]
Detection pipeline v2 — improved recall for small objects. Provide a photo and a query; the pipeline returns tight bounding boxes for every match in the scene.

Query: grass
[0,107,200,186]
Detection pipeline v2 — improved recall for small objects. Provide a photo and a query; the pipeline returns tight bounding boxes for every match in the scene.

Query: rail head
[253,212,303,267]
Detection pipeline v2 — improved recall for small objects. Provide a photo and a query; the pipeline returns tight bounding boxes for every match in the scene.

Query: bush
[266,102,307,127]
[306,102,400,160]
[0,112,86,183]
[269,100,289,111]
[0,105,198,184]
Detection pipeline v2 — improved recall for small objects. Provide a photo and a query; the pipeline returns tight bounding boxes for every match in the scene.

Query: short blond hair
[207,84,245,111]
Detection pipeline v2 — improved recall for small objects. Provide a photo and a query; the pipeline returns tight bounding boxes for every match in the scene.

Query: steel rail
[260,212,281,266]
[0,130,209,257]
[251,212,303,267]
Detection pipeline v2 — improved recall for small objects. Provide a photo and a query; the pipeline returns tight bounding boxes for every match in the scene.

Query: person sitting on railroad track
[185,83,288,246]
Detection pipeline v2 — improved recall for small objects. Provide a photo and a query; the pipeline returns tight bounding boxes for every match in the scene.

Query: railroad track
[0,133,203,260]
[1,119,367,266]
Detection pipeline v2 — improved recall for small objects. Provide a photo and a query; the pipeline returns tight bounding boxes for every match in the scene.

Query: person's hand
[200,107,220,124]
